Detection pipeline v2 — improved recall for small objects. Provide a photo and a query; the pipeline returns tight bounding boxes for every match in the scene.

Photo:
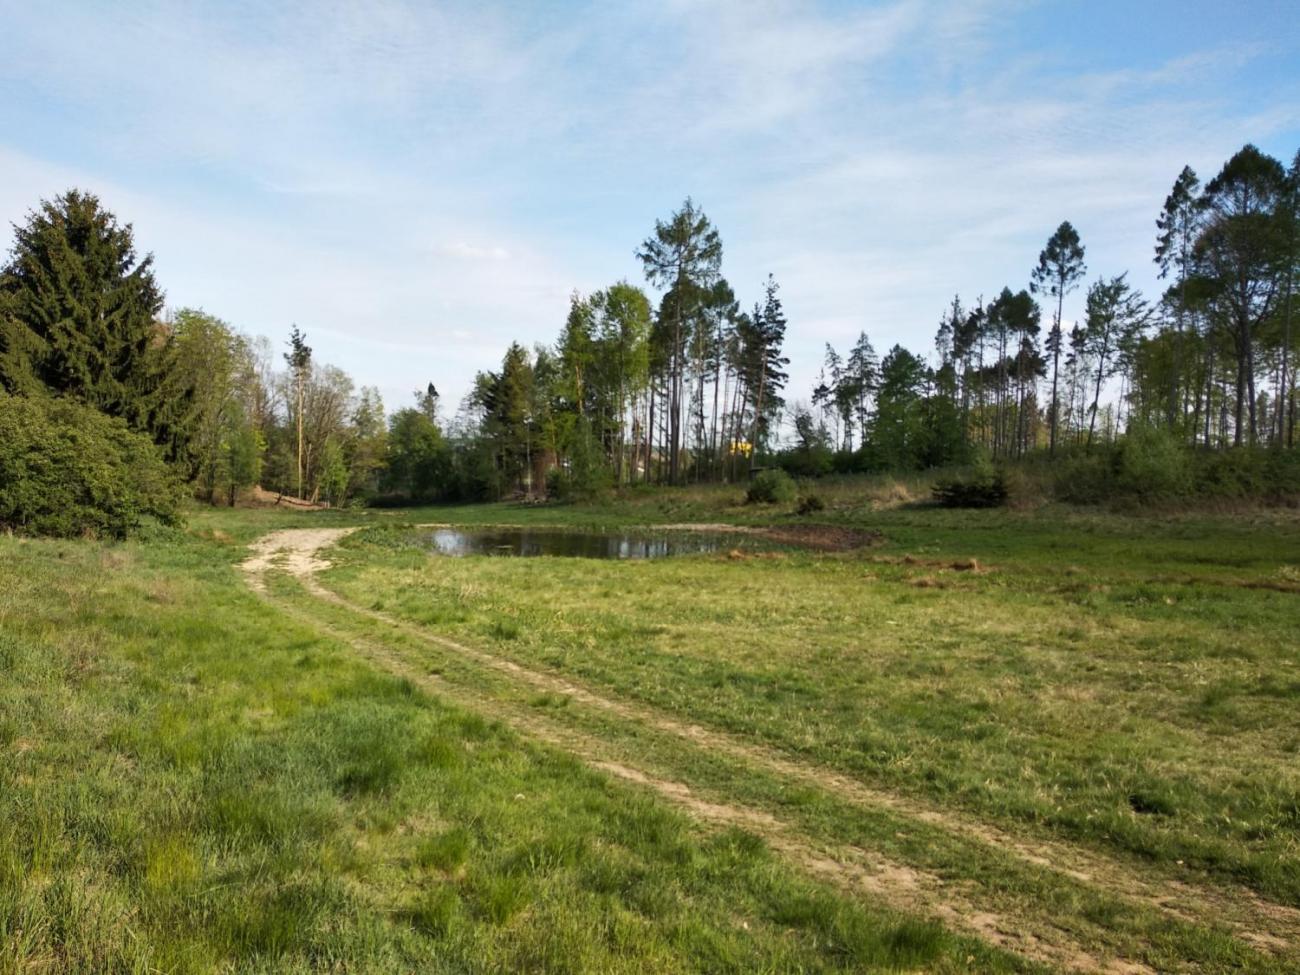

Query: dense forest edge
[2,142,1298,538]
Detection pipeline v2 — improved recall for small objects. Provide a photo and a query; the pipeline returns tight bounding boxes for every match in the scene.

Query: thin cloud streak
[0,0,1296,416]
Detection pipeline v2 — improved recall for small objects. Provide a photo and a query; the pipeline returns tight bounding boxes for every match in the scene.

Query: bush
[746,468,796,504]
[0,392,183,538]
[1112,425,1192,500]
[777,445,833,478]
[1194,447,1300,498]
[547,462,613,502]
[1052,427,1299,506]
[1052,452,1110,504]
[796,493,826,515]
[932,455,1008,508]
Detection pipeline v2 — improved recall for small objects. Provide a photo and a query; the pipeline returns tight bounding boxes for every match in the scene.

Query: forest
[1,142,1297,537]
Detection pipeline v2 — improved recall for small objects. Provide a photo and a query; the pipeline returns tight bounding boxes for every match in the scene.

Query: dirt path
[241,527,357,590]
[255,573,1139,974]
[241,527,1299,969]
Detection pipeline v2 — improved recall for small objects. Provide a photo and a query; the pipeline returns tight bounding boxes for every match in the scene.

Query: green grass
[314,495,1300,910]
[8,481,1299,972]
[0,523,1019,973]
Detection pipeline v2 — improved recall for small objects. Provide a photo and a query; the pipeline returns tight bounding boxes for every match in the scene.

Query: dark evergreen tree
[843,331,878,445]
[747,274,790,464]
[0,190,166,433]
[870,346,929,469]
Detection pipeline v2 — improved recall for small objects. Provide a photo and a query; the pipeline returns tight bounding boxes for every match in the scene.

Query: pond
[423,527,738,560]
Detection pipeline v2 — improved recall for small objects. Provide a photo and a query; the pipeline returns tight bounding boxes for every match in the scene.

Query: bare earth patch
[660,521,883,552]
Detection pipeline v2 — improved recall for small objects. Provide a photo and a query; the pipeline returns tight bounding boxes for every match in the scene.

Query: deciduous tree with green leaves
[1079,274,1151,444]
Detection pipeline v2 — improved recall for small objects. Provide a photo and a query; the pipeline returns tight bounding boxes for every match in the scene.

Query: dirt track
[241,527,1299,973]
[240,527,357,590]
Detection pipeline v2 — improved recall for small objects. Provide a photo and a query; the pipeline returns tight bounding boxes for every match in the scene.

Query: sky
[2,0,1298,422]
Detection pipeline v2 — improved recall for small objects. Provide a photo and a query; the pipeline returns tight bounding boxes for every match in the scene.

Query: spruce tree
[0,190,165,429]
[748,274,790,465]
[845,331,879,444]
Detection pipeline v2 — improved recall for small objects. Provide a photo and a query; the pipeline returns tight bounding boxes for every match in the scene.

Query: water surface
[424,527,733,559]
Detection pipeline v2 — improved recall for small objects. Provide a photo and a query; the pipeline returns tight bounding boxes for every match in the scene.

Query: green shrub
[547,462,612,502]
[746,469,796,504]
[1052,428,1299,506]
[0,392,183,538]
[1112,425,1191,500]
[932,455,1008,508]
[1195,447,1300,498]
[1052,452,1110,504]
[796,493,826,515]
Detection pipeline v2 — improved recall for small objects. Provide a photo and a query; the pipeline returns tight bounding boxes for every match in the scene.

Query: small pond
[424,527,737,560]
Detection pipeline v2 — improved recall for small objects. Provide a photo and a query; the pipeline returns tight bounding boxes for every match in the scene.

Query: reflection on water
[425,528,730,559]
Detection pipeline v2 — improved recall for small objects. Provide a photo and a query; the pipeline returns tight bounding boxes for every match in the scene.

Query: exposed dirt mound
[239,527,357,590]
[246,486,329,510]
[654,522,882,552]
[871,554,992,573]
[762,525,883,551]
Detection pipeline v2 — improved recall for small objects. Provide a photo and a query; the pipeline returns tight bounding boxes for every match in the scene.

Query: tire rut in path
[240,528,1299,963]
[256,579,1146,975]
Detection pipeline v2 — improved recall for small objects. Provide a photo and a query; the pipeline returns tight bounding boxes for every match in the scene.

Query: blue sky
[2,0,1298,419]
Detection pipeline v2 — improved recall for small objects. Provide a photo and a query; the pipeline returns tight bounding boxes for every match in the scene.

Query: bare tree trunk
[1246,333,1258,445]
[669,306,682,484]
[710,360,722,481]
[1280,266,1293,447]
[295,373,304,498]
[645,382,655,485]
[1049,290,1063,456]
[1233,320,1247,447]
[1088,350,1108,447]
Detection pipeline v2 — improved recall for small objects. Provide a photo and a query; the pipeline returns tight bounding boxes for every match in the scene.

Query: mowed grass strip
[0,532,1019,974]
[316,506,1300,907]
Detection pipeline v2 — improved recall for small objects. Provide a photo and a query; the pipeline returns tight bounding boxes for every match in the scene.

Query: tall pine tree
[1030,221,1086,456]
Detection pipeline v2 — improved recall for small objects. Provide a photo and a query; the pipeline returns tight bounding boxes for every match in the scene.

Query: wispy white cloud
[0,0,1296,417]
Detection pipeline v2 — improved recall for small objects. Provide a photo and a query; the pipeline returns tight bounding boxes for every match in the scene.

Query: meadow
[3,480,1298,973]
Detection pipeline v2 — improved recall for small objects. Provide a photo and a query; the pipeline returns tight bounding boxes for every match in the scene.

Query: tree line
[0,190,390,523]
[1,141,1295,533]
[787,143,1298,477]
[451,199,792,499]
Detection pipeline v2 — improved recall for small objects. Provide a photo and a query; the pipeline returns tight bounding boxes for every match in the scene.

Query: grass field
[3,481,1299,972]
